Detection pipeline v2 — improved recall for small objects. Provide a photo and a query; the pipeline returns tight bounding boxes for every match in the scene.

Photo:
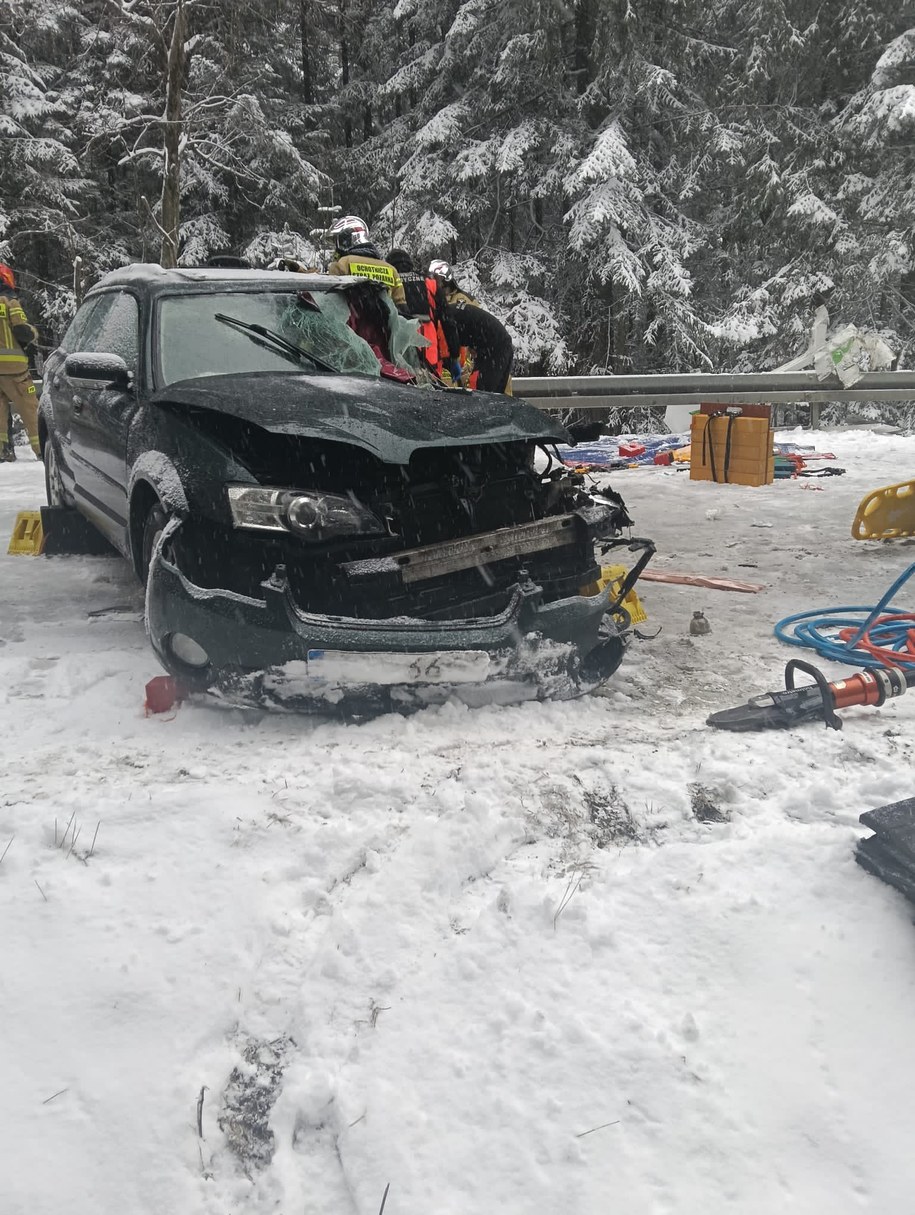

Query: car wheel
[140,500,169,585]
[44,436,74,508]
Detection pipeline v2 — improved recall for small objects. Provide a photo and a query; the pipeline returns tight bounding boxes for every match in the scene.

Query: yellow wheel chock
[7,510,46,555]
[852,480,915,541]
[580,564,649,624]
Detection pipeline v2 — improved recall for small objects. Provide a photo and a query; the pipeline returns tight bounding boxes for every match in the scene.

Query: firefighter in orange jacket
[0,264,41,460]
[386,248,461,379]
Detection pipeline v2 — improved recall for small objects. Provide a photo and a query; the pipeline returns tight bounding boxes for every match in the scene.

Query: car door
[42,295,112,499]
[67,291,141,544]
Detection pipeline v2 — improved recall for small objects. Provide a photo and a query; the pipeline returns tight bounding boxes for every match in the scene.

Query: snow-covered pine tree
[700,0,906,372]
[837,23,915,365]
[0,1,85,333]
[562,0,717,375]
[368,0,576,372]
[3,0,912,384]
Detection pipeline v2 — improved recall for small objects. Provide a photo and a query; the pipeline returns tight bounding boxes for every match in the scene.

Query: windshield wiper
[214,313,340,375]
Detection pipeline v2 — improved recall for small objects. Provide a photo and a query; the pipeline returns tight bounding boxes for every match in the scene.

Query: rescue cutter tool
[707,658,915,732]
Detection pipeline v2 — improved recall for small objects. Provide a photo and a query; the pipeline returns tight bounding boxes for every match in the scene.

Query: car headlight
[227,486,385,540]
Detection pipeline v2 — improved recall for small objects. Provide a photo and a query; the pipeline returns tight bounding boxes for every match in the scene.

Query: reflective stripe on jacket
[0,290,37,366]
[329,253,406,308]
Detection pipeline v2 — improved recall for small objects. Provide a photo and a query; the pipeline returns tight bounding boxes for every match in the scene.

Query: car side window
[59,296,109,353]
[69,293,119,354]
[91,293,140,371]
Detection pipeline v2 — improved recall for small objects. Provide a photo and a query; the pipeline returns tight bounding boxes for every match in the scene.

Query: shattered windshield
[157,290,403,386]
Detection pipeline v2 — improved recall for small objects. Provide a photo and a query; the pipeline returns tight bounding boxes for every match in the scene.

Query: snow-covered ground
[3,429,915,1215]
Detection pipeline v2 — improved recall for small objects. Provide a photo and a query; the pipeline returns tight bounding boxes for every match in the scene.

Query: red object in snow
[654,451,673,465]
[144,675,189,715]
[618,441,646,458]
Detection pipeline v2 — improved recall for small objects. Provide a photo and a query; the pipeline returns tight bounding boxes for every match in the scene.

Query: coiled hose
[774,562,915,669]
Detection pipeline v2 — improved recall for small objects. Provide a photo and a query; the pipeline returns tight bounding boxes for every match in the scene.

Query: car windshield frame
[152,284,404,390]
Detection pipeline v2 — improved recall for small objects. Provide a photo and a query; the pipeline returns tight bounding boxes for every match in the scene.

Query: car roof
[87,263,366,296]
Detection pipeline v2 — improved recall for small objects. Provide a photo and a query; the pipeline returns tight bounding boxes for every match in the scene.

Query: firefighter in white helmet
[327,216,406,309]
[427,260,514,394]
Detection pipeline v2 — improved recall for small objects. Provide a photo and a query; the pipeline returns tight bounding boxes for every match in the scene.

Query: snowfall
[3,427,915,1215]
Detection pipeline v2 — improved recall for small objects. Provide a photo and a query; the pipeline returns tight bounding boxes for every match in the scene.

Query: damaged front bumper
[146,520,627,708]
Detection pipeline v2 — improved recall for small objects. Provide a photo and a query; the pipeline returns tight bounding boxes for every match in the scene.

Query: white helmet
[428,259,454,281]
[330,215,370,253]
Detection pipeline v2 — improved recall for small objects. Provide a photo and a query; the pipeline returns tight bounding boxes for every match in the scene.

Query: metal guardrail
[25,369,915,433]
[512,370,915,412]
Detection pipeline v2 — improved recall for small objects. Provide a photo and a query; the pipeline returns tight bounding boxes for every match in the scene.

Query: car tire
[140,499,169,585]
[44,434,75,509]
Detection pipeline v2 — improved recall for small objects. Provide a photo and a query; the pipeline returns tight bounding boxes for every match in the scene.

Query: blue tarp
[557,433,689,468]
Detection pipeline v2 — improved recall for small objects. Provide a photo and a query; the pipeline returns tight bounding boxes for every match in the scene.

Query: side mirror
[65,352,133,390]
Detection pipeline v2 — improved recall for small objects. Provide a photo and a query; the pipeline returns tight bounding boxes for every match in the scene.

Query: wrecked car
[38,265,651,709]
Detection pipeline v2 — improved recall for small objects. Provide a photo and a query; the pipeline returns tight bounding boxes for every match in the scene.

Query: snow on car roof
[92,264,360,290]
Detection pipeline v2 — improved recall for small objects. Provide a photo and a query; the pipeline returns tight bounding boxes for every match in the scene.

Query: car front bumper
[145,523,623,705]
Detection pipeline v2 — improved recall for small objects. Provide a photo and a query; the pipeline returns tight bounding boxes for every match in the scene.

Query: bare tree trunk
[589,279,614,371]
[613,305,629,373]
[573,0,596,94]
[160,0,188,268]
[340,0,352,148]
[300,0,314,103]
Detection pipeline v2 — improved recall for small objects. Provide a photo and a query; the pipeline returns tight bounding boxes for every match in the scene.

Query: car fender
[129,450,189,517]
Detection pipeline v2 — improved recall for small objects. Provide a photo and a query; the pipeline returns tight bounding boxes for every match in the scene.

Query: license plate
[304,648,499,685]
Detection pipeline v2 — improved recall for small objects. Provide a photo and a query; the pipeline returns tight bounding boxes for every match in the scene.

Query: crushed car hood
[151,372,567,463]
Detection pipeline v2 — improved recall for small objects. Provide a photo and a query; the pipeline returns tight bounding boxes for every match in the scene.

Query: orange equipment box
[690,413,775,486]
[699,402,772,421]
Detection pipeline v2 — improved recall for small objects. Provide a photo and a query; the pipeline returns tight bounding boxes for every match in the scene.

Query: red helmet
[0,264,15,290]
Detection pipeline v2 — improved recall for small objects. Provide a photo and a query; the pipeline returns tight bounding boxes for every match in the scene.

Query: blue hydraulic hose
[774,562,915,669]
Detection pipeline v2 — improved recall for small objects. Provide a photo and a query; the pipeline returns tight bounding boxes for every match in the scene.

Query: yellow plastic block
[852,479,915,540]
[580,563,648,624]
[7,510,45,555]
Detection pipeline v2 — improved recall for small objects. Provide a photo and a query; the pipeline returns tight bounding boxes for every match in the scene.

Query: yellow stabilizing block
[580,563,648,624]
[852,479,915,540]
[8,510,46,555]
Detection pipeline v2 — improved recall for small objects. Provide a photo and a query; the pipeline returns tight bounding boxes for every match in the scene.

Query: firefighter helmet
[0,263,15,290]
[428,259,454,282]
[330,215,370,254]
[386,248,414,273]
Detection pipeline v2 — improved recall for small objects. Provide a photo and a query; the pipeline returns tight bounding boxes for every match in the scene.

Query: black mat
[856,797,915,904]
[40,506,119,557]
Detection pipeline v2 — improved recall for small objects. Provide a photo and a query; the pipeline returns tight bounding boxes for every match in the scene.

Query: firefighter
[428,260,514,394]
[1,403,14,462]
[327,217,407,309]
[0,263,41,460]
[386,249,461,379]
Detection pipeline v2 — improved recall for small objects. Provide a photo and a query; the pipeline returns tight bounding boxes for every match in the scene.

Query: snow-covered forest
[3,1,914,372]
